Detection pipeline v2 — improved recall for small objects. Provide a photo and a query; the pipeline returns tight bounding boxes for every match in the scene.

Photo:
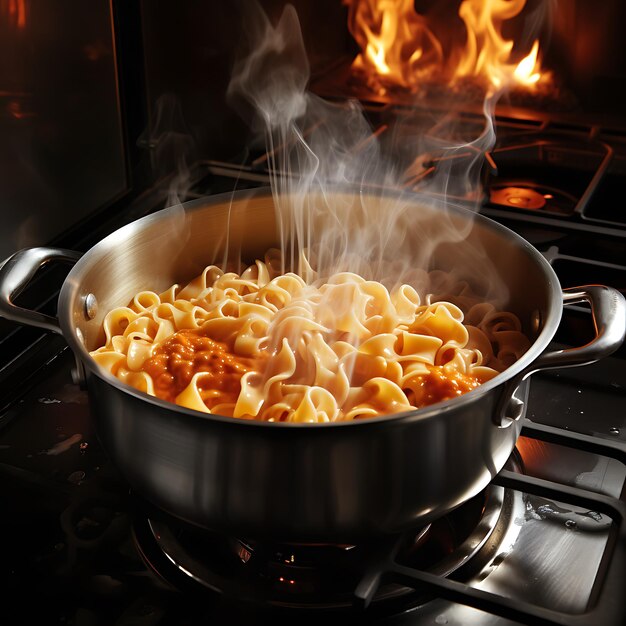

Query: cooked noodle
[90,256,530,422]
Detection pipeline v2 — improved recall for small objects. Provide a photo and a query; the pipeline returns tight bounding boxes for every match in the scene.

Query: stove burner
[133,481,514,611]
[491,185,547,210]
[489,181,578,215]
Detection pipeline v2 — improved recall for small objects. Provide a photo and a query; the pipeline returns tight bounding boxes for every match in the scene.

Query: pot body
[87,369,526,540]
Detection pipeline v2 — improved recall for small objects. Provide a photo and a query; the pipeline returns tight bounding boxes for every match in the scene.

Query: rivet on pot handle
[495,285,626,428]
[0,247,82,334]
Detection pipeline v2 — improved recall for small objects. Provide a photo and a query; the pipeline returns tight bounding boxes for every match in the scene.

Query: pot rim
[59,186,563,429]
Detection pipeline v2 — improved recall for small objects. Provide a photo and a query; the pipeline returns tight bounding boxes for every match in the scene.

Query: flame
[366,37,390,76]
[513,40,542,85]
[347,0,443,90]
[345,0,550,93]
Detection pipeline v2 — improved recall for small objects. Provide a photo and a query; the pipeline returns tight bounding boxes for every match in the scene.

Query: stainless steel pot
[1,188,624,541]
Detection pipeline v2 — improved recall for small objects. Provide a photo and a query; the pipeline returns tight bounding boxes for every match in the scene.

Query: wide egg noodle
[90,259,530,422]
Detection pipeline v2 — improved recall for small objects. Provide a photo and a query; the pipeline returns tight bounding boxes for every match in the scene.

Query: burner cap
[491,186,547,210]
[489,182,578,215]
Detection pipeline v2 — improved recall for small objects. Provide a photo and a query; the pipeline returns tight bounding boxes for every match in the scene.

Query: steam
[136,93,199,263]
[229,3,482,287]
[138,93,196,208]
[227,2,544,307]
[228,4,395,275]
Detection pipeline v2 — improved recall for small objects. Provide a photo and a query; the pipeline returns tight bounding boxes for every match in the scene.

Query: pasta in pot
[90,257,530,422]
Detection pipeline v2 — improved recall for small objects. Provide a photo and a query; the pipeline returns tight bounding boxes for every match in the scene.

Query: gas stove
[1,134,625,623]
[0,307,624,626]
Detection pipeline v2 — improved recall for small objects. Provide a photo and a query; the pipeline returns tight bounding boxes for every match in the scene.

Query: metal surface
[364,460,625,626]
[0,247,81,333]
[83,293,98,320]
[0,188,624,541]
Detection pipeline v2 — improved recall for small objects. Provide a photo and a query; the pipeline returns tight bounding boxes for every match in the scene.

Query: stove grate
[353,418,626,625]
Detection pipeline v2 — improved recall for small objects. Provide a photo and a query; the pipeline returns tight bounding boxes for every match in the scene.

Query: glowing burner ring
[490,186,547,210]
[488,182,578,215]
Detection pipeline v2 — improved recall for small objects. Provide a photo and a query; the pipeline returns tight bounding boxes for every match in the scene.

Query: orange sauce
[142,330,257,407]
[406,366,481,408]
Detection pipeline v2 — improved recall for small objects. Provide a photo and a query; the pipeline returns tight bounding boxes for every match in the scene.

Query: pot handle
[496,285,626,428]
[0,247,82,334]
